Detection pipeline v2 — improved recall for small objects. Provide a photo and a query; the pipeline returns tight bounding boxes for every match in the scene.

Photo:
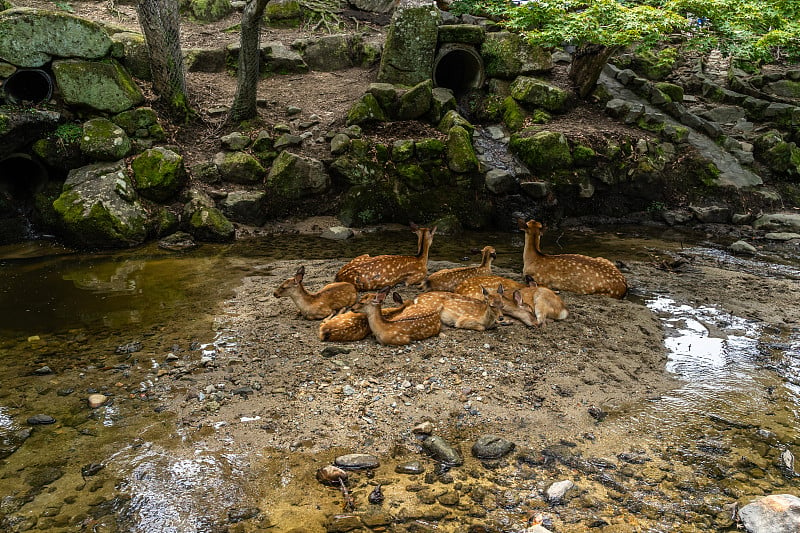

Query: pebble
[395,461,425,475]
[422,435,463,466]
[33,366,53,375]
[546,479,575,504]
[316,465,348,485]
[412,421,434,435]
[334,453,380,470]
[88,394,108,408]
[472,434,515,459]
[27,414,56,425]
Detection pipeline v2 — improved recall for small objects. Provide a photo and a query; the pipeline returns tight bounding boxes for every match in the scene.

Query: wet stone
[33,365,53,375]
[81,463,104,477]
[326,514,362,532]
[228,506,261,523]
[360,509,392,527]
[421,435,463,466]
[25,466,64,488]
[396,461,425,475]
[546,479,574,504]
[27,414,56,425]
[472,434,515,460]
[331,453,378,471]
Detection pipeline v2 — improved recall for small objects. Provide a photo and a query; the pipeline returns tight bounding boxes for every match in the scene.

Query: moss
[131,148,187,202]
[446,126,479,174]
[415,138,446,161]
[509,130,573,172]
[655,82,684,103]
[350,138,370,158]
[338,182,401,226]
[438,110,474,135]
[392,140,415,162]
[329,155,384,186]
[0,112,8,133]
[187,206,235,242]
[346,93,387,126]
[53,191,147,248]
[394,163,429,191]
[572,145,596,167]
[374,144,390,163]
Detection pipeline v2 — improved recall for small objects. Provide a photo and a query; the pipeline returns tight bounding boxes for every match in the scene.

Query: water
[1,228,799,532]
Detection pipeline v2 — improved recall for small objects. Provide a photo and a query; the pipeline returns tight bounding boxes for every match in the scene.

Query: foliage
[448,0,800,65]
[55,123,82,144]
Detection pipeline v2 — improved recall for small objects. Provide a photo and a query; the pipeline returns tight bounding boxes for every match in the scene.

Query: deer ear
[525,275,537,287]
[392,292,403,304]
[430,226,437,236]
[517,218,527,230]
[409,222,418,231]
[497,283,504,295]
[513,290,523,305]
[481,286,488,297]
[295,266,305,282]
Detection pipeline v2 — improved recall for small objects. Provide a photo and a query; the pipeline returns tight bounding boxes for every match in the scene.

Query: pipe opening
[3,69,54,105]
[0,153,49,203]
[433,44,485,94]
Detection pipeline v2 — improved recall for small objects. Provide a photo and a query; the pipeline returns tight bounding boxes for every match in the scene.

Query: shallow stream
[1,227,799,532]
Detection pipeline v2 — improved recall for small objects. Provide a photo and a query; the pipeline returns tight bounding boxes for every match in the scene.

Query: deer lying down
[424,245,496,292]
[274,265,358,320]
[357,290,441,346]
[518,219,627,299]
[454,275,537,327]
[335,224,436,290]
[414,289,504,331]
[318,293,407,342]
[517,277,568,327]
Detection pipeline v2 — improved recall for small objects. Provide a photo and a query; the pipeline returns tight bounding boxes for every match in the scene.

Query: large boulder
[738,494,800,533]
[509,130,573,172]
[0,8,112,67]
[110,32,152,81]
[397,79,433,120]
[52,160,149,248]
[182,188,235,242]
[0,108,62,157]
[131,147,187,202]
[294,34,364,71]
[261,41,308,74]
[446,125,479,174]
[183,0,232,22]
[481,31,552,80]
[753,213,800,232]
[219,190,268,226]
[80,118,132,161]
[214,151,266,184]
[510,76,569,113]
[52,59,144,113]
[346,93,387,126]
[377,0,440,86]
[267,151,330,200]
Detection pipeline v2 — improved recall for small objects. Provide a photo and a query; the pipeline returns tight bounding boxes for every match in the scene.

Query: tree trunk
[137,0,192,121]
[228,0,269,124]
[568,43,620,99]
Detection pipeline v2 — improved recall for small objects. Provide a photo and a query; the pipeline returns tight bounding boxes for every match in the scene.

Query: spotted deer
[273,265,358,320]
[414,288,505,331]
[424,245,497,292]
[318,293,408,342]
[518,219,628,299]
[335,224,436,290]
[454,275,537,326]
[517,277,569,326]
[357,289,441,346]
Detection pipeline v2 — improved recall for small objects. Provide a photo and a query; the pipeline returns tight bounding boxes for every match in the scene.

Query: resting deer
[415,287,504,331]
[518,219,627,299]
[274,265,358,320]
[357,289,441,346]
[335,224,436,290]
[454,275,536,327]
[424,245,497,292]
[517,276,568,327]
[318,293,408,342]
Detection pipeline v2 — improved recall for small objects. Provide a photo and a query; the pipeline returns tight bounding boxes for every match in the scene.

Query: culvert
[2,68,54,105]
[433,43,485,93]
[0,153,49,201]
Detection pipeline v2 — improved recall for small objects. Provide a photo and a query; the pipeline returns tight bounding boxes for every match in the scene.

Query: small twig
[339,478,355,511]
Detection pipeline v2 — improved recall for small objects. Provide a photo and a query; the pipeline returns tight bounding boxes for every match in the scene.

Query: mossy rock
[346,93,387,126]
[214,151,266,184]
[446,125,479,174]
[415,138,446,161]
[501,96,527,132]
[510,76,569,113]
[764,142,800,178]
[80,117,132,161]
[264,0,304,27]
[509,130,573,172]
[338,182,402,226]
[397,79,433,120]
[572,145,596,167]
[438,110,474,135]
[113,107,164,140]
[368,83,400,117]
[131,147,187,202]
[655,82,684,104]
[186,206,235,242]
[151,206,180,237]
[394,162,430,191]
[392,139,415,162]
[329,155,385,186]
[183,0,232,22]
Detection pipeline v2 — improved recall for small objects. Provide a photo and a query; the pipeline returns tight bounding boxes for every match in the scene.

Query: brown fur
[424,245,496,292]
[274,266,358,320]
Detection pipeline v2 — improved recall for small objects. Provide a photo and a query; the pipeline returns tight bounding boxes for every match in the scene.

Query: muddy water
[0,228,798,532]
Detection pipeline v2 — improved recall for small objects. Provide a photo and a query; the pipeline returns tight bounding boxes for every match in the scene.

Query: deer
[518,219,628,299]
[356,289,442,346]
[335,224,436,290]
[414,287,505,331]
[454,275,537,327]
[273,265,358,320]
[318,293,408,342]
[423,245,497,292]
[517,276,569,327]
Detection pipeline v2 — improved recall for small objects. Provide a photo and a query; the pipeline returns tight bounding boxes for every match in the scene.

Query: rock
[545,479,574,504]
[412,421,434,435]
[346,92,387,126]
[87,394,107,408]
[52,58,144,113]
[274,133,303,150]
[330,133,351,155]
[227,507,260,523]
[0,108,62,156]
[267,151,330,200]
[184,205,235,243]
[33,366,53,375]
[438,110,474,135]
[509,130,572,172]
[753,213,800,232]
[738,494,800,533]
[214,151,266,184]
[27,414,56,425]
[510,76,569,113]
[334,453,380,470]
[429,87,457,124]
[112,107,164,141]
[765,232,800,241]
[294,34,368,71]
[0,7,112,67]
[377,0,440,86]
[159,231,198,251]
[326,514,362,533]
[261,41,308,74]
[690,205,731,224]
[661,209,694,226]
[80,118,132,161]
[471,434,515,459]
[485,169,517,194]
[185,0,232,22]
[111,31,151,80]
[395,461,425,475]
[264,0,303,27]
[131,147,187,202]
[446,125,479,173]
[396,79,433,120]
[53,160,149,248]
[320,226,354,240]
[481,31,552,79]
[438,24,485,45]
[220,132,251,151]
[520,180,550,199]
[730,240,757,255]
[219,190,268,226]
[421,435,463,466]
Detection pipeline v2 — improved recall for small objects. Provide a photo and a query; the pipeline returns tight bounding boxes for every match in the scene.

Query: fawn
[454,275,537,326]
[335,224,436,290]
[424,245,496,292]
[273,265,358,320]
[318,293,408,342]
[517,277,569,326]
[414,289,504,331]
[357,289,441,345]
[518,219,627,299]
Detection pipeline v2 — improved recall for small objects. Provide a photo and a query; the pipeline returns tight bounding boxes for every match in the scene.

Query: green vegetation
[55,123,83,144]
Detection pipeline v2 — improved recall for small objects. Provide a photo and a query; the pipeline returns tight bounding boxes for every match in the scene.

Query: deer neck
[523,228,545,265]
[287,283,312,305]
[416,231,432,261]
